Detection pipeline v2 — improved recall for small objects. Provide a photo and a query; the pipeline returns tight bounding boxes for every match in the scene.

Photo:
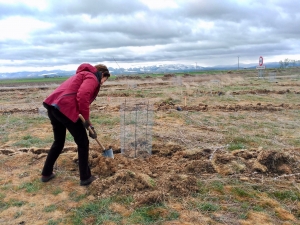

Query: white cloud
[0,0,48,10]
[139,0,179,9]
[0,0,299,72]
[0,16,53,40]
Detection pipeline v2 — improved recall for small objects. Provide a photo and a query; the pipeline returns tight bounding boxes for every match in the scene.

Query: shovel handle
[79,114,106,151]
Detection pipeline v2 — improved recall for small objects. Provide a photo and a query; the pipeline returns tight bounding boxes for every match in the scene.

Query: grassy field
[0,68,265,84]
[0,68,299,224]
[0,77,68,84]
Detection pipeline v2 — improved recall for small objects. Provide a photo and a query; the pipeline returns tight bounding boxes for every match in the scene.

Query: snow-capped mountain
[0,62,281,79]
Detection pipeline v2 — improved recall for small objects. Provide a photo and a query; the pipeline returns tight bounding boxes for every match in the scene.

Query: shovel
[79,115,114,159]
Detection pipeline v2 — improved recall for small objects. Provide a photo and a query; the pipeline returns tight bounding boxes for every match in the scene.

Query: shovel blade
[102,149,114,159]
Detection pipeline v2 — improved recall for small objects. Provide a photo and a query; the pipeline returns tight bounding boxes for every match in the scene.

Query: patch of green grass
[0,202,9,212]
[0,132,9,143]
[270,190,300,201]
[231,187,254,198]
[229,114,246,120]
[241,202,250,210]
[14,211,23,219]
[252,184,268,192]
[149,178,156,187]
[227,136,252,150]
[4,117,21,125]
[253,205,264,212]
[128,204,179,224]
[0,197,27,213]
[168,111,184,120]
[47,219,63,225]
[238,212,249,219]
[2,116,47,133]
[25,116,49,124]
[18,179,41,193]
[69,191,87,202]
[135,90,146,98]
[0,183,13,191]
[44,204,57,212]
[43,136,56,145]
[0,77,67,84]
[162,97,180,105]
[71,198,122,225]
[227,178,243,185]
[228,142,246,151]
[196,202,220,212]
[210,181,224,193]
[196,181,210,197]
[91,114,120,126]
[13,135,44,147]
[52,187,63,195]
[226,204,250,219]
[0,192,5,199]
[9,199,27,207]
[291,139,300,147]
[66,132,73,142]
[113,195,134,205]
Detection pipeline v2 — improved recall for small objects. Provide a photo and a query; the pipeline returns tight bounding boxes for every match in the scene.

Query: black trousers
[41,107,91,180]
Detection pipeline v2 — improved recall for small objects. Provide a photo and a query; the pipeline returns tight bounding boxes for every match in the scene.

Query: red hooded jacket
[43,63,100,122]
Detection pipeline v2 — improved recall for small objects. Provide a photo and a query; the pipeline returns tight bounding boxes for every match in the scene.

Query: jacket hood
[76,63,97,74]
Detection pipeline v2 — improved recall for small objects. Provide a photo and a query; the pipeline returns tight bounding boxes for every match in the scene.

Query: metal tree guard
[120,99,153,158]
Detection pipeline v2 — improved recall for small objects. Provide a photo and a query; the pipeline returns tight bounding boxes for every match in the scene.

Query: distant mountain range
[0,62,281,80]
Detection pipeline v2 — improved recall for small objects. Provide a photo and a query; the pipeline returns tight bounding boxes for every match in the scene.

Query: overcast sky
[0,0,299,72]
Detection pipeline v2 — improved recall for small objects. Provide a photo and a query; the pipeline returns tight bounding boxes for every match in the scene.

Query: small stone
[87,195,95,201]
[176,106,182,111]
[240,177,249,181]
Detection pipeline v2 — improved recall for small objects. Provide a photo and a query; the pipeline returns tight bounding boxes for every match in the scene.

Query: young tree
[284,58,290,68]
[279,60,284,69]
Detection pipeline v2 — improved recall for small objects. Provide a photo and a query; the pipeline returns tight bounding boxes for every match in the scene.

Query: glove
[82,120,91,129]
[88,126,97,139]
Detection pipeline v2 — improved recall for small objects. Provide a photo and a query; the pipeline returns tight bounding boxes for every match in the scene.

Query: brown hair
[94,64,110,77]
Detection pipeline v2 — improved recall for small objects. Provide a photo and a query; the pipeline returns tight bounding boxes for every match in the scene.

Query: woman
[41,63,110,186]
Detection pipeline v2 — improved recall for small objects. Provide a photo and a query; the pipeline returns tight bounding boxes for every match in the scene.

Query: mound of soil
[67,146,300,202]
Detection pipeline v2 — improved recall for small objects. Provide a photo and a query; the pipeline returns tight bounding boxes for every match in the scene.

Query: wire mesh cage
[120,99,153,158]
[269,72,277,82]
[257,69,265,78]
